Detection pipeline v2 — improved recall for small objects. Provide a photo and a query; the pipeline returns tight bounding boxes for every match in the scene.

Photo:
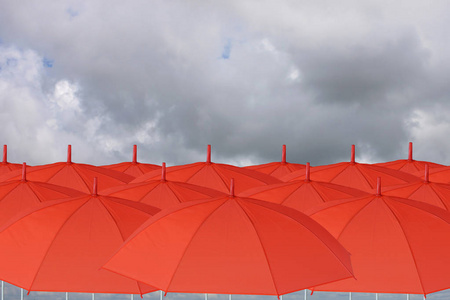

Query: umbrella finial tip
[351,144,356,163]
[67,144,72,164]
[161,162,166,182]
[408,142,413,161]
[305,162,311,182]
[21,162,27,182]
[133,145,137,164]
[2,144,6,164]
[92,177,98,196]
[207,145,211,164]
[376,177,381,196]
[229,178,235,197]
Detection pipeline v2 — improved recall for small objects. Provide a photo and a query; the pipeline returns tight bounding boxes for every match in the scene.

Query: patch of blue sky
[221,40,232,60]
[66,8,79,18]
[6,57,18,67]
[43,57,54,68]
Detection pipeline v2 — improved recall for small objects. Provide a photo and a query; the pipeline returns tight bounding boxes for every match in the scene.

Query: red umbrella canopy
[0,145,134,193]
[0,179,160,294]
[131,145,281,194]
[0,163,84,227]
[103,180,354,296]
[102,163,226,209]
[240,163,368,213]
[283,145,420,193]
[0,145,24,176]
[383,165,450,210]
[307,178,450,296]
[375,142,444,174]
[413,165,450,184]
[244,145,305,179]
[101,145,160,178]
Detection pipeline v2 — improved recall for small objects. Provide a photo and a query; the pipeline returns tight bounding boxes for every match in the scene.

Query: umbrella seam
[182,164,208,183]
[384,199,427,295]
[247,199,354,281]
[354,164,377,191]
[164,198,228,292]
[164,182,186,204]
[334,197,374,241]
[136,182,160,202]
[0,181,23,202]
[209,164,231,192]
[44,164,70,183]
[402,183,424,199]
[97,197,131,242]
[278,181,306,206]
[175,181,223,197]
[26,197,90,292]
[316,163,348,183]
[429,184,450,211]
[73,164,103,193]
[237,200,280,296]
[308,181,330,204]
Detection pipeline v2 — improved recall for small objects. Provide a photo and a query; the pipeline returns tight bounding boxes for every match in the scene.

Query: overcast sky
[1,1,450,299]
[2,0,450,168]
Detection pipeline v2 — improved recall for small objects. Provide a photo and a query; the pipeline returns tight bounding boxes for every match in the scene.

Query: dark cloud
[1,0,450,172]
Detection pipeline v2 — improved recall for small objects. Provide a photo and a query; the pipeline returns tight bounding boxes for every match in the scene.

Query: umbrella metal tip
[229,178,235,197]
[375,177,381,196]
[206,145,212,164]
[92,177,98,196]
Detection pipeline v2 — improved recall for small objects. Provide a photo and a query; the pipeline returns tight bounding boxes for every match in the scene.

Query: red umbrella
[102,162,225,209]
[382,164,450,210]
[307,178,450,296]
[0,145,134,193]
[375,142,443,174]
[244,145,305,179]
[0,145,23,176]
[101,145,160,178]
[0,178,160,294]
[131,145,281,194]
[283,145,420,193]
[240,163,367,213]
[103,179,354,297]
[413,165,450,184]
[0,163,84,227]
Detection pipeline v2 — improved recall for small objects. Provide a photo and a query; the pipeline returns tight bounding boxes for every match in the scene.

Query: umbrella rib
[237,201,280,296]
[273,181,312,207]
[308,182,329,204]
[336,198,374,241]
[429,184,450,211]
[355,165,378,191]
[212,165,233,189]
[165,183,186,205]
[97,197,129,241]
[137,182,160,203]
[26,198,90,292]
[384,200,427,295]
[318,164,348,182]
[0,181,23,202]
[44,164,68,183]
[164,199,229,292]
[73,165,100,193]
[183,164,207,182]
[247,199,354,282]
[401,183,423,199]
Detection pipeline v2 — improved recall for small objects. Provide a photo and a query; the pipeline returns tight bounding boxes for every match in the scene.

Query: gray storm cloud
[2,1,450,300]
[1,0,450,170]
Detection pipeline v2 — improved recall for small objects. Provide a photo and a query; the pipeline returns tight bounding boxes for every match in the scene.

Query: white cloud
[49,80,82,112]
[408,108,450,164]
